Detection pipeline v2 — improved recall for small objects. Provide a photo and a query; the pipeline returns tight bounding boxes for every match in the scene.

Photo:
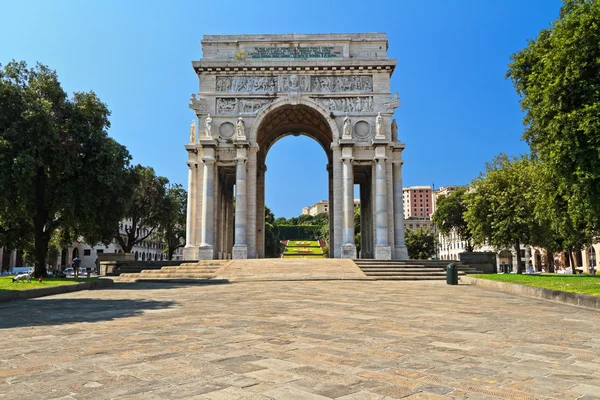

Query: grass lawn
[0,277,98,292]
[472,274,600,297]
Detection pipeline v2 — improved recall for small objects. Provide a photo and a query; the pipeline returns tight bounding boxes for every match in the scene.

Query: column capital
[202,157,216,165]
[186,161,198,168]
[374,146,387,162]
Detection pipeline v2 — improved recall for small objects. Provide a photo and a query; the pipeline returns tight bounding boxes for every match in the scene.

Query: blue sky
[1,0,563,218]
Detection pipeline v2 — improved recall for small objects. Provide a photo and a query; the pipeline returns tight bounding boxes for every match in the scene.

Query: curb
[462,276,600,311]
[0,279,114,303]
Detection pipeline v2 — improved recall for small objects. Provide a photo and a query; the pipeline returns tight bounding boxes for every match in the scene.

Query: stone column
[374,147,391,259]
[582,247,591,274]
[256,166,266,258]
[340,147,357,258]
[9,249,17,270]
[184,162,197,248]
[198,148,215,259]
[247,147,257,258]
[327,164,334,258]
[0,247,4,271]
[332,146,343,258]
[233,147,248,259]
[393,160,408,259]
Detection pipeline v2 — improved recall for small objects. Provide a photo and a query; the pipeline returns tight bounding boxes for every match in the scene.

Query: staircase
[354,259,482,281]
[113,260,229,283]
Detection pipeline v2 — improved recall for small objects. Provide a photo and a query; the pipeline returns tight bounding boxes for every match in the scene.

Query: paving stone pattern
[1,281,599,399]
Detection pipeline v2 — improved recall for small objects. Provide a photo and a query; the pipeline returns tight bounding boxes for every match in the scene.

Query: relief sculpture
[215,75,372,93]
[314,97,374,113]
[216,98,273,114]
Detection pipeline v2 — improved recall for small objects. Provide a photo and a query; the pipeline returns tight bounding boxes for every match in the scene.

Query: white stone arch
[249,96,341,145]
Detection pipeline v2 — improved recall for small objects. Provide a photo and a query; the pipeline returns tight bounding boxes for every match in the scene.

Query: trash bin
[446,263,458,285]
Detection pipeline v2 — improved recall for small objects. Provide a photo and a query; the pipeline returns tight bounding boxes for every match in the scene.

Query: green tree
[507,0,600,235]
[464,155,543,274]
[156,184,186,260]
[405,227,436,259]
[116,165,168,253]
[264,206,280,258]
[431,187,474,252]
[0,61,131,277]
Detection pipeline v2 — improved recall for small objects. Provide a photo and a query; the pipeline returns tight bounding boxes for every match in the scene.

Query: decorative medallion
[219,122,235,139]
[353,121,371,139]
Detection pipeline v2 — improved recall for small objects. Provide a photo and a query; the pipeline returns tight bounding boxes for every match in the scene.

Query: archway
[499,250,513,273]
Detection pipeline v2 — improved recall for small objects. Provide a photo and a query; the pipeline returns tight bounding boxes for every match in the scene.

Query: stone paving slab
[1,281,599,399]
[215,259,370,281]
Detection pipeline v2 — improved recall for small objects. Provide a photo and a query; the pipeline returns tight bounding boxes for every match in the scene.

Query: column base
[182,246,198,260]
[198,245,214,260]
[394,245,409,260]
[340,244,357,259]
[232,244,248,259]
[375,244,392,260]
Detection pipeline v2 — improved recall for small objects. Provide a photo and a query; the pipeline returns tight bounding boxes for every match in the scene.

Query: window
[83,249,91,256]
[96,249,104,254]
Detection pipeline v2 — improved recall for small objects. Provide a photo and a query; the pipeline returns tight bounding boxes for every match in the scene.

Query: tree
[116,165,168,253]
[464,155,543,274]
[432,187,474,252]
[156,184,186,260]
[507,0,600,235]
[405,227,436,260]
[264,206,280,258]
[0,61,131,277]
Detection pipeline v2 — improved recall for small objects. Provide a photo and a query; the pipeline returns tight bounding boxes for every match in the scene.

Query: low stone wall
[0,279,114,303]
[462,276,600,310]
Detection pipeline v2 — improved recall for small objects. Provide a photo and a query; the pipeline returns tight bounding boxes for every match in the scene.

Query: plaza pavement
[1,280,599,399]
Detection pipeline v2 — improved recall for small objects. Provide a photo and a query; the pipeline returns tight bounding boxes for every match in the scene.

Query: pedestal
[394,245,409,260]
[232,244,248,259]
[197,245,213,260]
[375,244,392,260]
[341,244,357,259]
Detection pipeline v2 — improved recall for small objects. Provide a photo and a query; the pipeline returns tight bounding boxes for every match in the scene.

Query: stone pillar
[9,249,17,270]
[184,161,197,248]
[233,147,248,259]
[198,148,215,259]
[340,147,357,258]
[374,147,391,259]
[256,166,266,258]
[327,164,334,258]
[332,146,343,258]
[582,247,591,274]
[227,186,235,259]
[0,247,4,270]
[247,147,257,258]
[392,160,408,259]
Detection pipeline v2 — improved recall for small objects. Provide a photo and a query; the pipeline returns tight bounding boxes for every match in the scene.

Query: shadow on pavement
[104,280,230,290]
[0,298,177,329]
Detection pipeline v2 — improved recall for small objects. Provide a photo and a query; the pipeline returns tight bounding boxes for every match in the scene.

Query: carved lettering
[247,46,342,59]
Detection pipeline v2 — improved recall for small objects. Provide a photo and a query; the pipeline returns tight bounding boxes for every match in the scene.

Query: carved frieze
[215,75,372,93]
[314,97,374,113]
[216,98,274,114]
[247,46,343,59]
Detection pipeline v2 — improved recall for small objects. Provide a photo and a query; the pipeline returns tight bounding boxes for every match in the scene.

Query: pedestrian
[72,257,81,280]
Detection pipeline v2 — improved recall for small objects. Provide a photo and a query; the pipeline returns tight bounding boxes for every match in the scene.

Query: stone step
[360,268,445,273]
[369,276,459,281]
[363,270,466,276]
[120,273,216,279]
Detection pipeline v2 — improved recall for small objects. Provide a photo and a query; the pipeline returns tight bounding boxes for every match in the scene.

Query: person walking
[72,257,81,280]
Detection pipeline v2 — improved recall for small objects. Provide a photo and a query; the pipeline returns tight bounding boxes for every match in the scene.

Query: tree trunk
[514,241,523,274]
[34,171,49,278]
[568,250,576,274]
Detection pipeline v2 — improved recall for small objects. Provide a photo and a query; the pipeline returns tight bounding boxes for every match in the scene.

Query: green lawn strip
[0,277,98,292]
[284,247,324,255]
[472,274,600,297]
[282,254,325,258]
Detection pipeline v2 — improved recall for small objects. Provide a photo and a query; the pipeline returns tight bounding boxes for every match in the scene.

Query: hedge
[278,225,322,241]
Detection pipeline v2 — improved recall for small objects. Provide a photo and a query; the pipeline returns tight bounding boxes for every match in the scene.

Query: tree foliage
[405,227,436,260]
[116,165,168,253]
[156,184,186,260]
[464,155,545,274]
[507,0,600,234]
[431,187,473,252]
[0,61,131,276]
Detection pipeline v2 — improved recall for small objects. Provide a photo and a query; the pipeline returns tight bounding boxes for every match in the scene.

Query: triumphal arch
[183,33,407,260]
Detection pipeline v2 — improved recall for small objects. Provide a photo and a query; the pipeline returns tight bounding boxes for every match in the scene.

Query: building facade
[184,33,408,260]
[403,186,433,220]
